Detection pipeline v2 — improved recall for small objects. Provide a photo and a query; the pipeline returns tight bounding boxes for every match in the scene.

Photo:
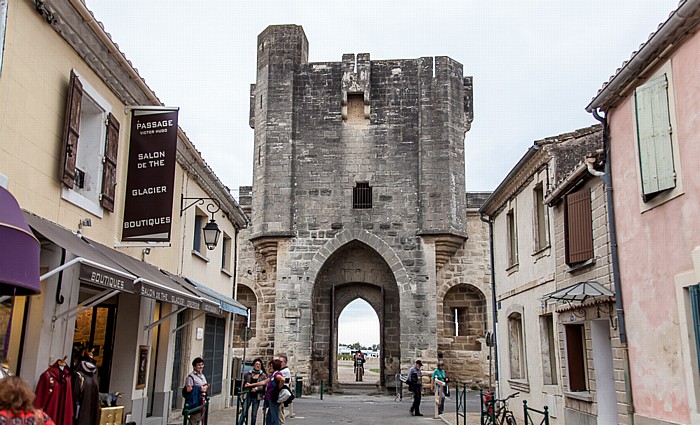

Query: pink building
[587,2,700,424]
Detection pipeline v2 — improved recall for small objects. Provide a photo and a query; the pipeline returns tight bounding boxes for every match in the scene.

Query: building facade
[235,24,492,390]
[0,1,247,424]
[480,126,628,424]
[587,1,700,424]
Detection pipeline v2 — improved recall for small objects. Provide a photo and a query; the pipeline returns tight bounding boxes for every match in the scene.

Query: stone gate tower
[236,25,491,390]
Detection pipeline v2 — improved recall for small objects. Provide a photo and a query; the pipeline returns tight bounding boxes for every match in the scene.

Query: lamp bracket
[180,195,221,219]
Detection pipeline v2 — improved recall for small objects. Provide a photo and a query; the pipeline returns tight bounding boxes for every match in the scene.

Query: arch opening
[310,239,401,390]
[337,298,380,384]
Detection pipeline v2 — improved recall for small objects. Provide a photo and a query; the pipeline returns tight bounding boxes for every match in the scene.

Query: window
[508,312,526,379]
[454,307,468,337]
[635,73,676,202]
[221,234,231,271]
[533,183,548,251]
[353,182,372,209]
[565,324,588,391]
[689,284,700,375]
[203,315,226,395]
[193,214,204,253]
[564,188,593,265]
[60,71,119,216]
[540,315,558,385]
[507,207,518,266]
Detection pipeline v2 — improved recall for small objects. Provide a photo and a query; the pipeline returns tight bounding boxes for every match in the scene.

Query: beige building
[480,125,625,424]
[0,0,247,424]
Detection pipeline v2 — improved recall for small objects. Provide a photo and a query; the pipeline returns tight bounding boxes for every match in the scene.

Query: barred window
[353,182,372,209]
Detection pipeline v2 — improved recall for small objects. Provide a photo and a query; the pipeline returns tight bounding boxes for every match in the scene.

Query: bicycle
[482,391,519,425]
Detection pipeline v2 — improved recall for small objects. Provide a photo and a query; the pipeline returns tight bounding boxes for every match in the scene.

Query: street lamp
[202,218,221,250]
[181,195,222,250]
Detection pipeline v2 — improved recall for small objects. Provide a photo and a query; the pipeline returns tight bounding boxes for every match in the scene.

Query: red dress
[34,362,73,425]
[0,409,56,424]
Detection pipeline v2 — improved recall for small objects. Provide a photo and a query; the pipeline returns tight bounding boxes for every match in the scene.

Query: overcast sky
[85,0,679,195]
[338,299,380,347]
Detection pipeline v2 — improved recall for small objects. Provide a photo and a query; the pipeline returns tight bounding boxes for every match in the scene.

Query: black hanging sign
[122,108,179,242]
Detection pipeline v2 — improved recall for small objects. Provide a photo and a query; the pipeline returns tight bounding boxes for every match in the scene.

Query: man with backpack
[183,357,209,425]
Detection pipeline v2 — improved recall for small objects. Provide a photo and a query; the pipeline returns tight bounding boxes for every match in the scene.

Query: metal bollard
[320,380,324,400]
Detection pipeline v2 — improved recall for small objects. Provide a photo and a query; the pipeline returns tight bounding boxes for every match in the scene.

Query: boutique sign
[122,108,179,242]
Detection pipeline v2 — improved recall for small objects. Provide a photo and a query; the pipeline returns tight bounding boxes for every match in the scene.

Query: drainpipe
[590,109,634,424]
[479,212,500,396]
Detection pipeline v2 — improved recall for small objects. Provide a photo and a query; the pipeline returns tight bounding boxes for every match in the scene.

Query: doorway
[337,299,380,384]
[71,303,117,393]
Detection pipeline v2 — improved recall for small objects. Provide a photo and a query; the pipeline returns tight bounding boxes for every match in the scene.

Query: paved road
[205,391,481,425]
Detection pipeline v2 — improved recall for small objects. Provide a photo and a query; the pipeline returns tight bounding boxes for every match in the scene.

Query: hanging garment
[72,360,100,425]
[34,361,74,425]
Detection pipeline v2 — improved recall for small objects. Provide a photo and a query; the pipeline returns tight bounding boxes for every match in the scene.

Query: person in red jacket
[34,359,73,425]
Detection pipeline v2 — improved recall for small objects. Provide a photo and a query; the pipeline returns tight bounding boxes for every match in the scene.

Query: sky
[84,0,679,195]
[338,299,380,347]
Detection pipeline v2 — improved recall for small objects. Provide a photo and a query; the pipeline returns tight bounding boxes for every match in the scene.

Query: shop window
[203,315,226,395]
[533,183,548,251]
[507,207,518,267]
[353,182,372,209]
[508,312,526,380]
[60,71,119,216]
[540,314,558,385]
[565,323,588,391]
[564,188,593,265]
[221,234,231,272]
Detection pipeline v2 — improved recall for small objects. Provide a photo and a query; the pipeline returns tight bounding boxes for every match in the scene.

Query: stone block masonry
[236,24,491,391]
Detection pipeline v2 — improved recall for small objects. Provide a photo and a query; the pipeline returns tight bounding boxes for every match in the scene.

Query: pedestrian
[353,350,365,381]
[408,359,424,416]
[264,359,285,425]
[184,357,209,425]
[0,376,56,424]
[431,361,449,415]
[242,358,267,425]
[278,354,292,423]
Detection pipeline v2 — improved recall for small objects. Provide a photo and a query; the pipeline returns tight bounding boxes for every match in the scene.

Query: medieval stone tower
[235,25,491,390]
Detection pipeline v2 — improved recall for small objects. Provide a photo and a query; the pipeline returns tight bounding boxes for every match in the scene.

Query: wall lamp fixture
[180,195,222,250]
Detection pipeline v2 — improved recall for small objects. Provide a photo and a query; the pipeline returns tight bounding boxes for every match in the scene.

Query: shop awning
[185,278,248,316]
[24,213,137,293]
[160,269,221,315]
[543,281,614,303]
[83,238,203,310]
[0,188,40,296]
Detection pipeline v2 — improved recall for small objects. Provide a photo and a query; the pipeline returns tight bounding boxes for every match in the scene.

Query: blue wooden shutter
[690,285,700,374]
[635,74,675,197]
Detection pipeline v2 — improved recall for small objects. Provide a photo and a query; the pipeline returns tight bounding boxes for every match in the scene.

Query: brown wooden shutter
[100,113,119,212]
[565,188,593,264]
[60,71,83,188]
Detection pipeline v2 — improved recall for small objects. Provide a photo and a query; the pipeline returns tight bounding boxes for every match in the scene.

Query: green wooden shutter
[690,285,700,374]
[635,74,675,197]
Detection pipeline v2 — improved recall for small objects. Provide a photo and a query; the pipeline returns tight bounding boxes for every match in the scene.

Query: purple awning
[0,187,40,296]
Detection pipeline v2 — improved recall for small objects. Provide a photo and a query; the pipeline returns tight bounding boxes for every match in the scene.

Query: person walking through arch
[431,361,449,415]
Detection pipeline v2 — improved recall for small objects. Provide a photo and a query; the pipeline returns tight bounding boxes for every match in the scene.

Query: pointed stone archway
[308,230,407,390]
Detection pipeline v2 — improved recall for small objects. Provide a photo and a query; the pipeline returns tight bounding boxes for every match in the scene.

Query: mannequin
[35,357,74,425]
[72,356,100,425]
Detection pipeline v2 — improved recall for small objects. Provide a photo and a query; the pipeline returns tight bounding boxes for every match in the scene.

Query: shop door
[72,304,117,393]
[203,315,225,395]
